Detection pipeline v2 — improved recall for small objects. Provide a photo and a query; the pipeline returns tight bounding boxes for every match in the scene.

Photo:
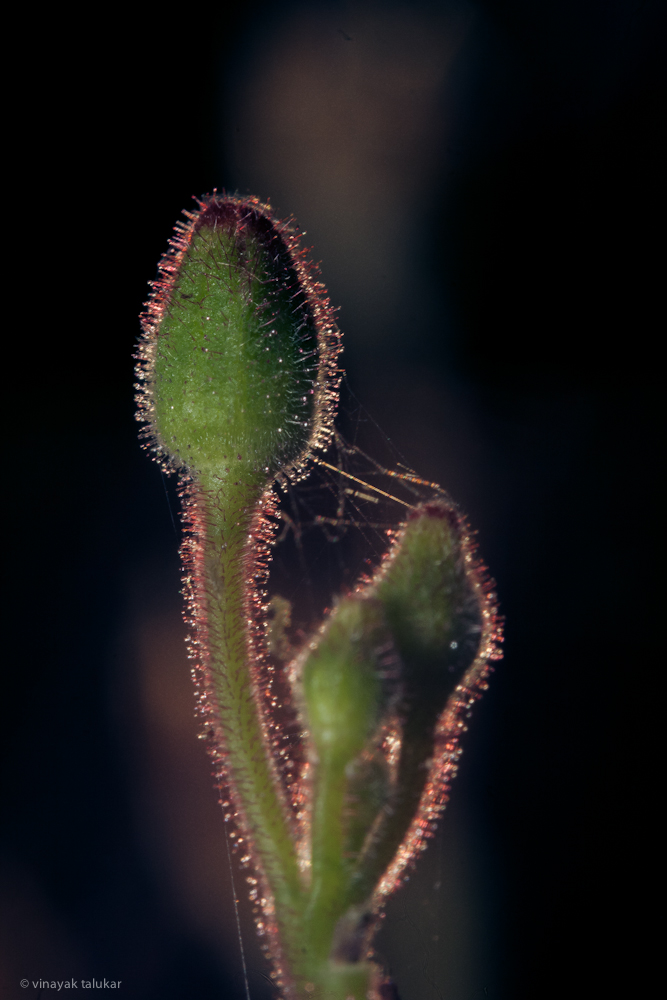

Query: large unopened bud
[136,194,341,483]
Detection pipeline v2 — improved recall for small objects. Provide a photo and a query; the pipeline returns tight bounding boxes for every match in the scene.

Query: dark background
[2,2,662,998]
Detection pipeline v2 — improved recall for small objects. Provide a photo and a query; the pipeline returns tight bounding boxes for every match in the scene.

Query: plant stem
[194,479,304,945]
[194,477,375,999]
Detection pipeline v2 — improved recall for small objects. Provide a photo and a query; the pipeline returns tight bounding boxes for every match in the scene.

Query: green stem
[302,755,377,998]
[195,479,305,950]
[195,478,374,999]
[305,752,348,955]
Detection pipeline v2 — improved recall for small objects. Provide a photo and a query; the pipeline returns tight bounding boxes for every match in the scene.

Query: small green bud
[136,194,341,483]
[302,597,389,767]
[350,500,500,905]
[376,501,486,706]
[296,500,499,919]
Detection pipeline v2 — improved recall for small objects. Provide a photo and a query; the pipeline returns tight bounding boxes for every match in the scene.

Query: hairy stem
[195,479,305,948]
[194,478,375,999]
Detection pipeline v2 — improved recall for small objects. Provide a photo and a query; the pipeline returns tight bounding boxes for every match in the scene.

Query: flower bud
[376,501,486,706]
[301,597,390,767]
[136,194,340,482]
[295,499,499,921]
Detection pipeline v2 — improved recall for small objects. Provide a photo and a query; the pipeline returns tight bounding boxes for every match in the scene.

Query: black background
[2,2,663,998]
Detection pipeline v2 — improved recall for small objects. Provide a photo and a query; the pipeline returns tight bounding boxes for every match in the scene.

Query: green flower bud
[302,597,390,767]
[294,499,500,937]
[377,501,487,706]
[136,194,341,483]
[353,500,501,907]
